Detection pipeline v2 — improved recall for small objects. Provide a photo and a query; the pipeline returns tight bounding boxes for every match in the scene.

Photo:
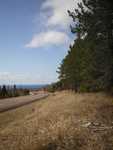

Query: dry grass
[0,91,113,150]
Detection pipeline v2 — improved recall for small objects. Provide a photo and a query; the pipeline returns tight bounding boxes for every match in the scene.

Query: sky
[0,0,80,85]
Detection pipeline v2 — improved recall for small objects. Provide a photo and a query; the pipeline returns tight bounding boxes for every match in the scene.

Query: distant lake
[16,84,48,90]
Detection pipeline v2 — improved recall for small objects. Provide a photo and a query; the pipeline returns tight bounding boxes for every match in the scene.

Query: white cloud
[25,31,70,48]
[0,72,55,84]
[26,0,82,48]
[41,0,81,28]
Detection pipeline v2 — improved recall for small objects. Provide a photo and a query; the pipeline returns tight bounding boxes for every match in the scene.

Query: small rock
[92,122,101,126]
[82,122,91,128]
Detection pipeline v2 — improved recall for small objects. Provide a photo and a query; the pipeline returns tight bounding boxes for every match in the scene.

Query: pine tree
[1,85,7,97]
[58,0,113,91]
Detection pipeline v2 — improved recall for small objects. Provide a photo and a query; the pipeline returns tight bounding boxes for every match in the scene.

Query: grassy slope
[0,91,113,150]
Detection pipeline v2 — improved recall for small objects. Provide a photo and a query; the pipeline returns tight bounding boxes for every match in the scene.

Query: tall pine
[58,0,113,91]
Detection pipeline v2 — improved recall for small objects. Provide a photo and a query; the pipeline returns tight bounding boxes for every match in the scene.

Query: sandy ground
[0,91,113,150]
[0,92,48,112]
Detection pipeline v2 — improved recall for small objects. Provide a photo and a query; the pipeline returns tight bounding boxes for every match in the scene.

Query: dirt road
[0,93,48,113]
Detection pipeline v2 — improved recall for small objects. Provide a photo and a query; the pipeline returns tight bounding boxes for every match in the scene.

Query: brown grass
[0,91,113,150]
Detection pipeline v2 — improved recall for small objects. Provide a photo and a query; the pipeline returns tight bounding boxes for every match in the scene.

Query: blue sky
[0,0,80,84]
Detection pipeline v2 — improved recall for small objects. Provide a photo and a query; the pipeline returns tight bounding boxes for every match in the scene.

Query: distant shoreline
[0,84,48,90]
[16,84,48,90]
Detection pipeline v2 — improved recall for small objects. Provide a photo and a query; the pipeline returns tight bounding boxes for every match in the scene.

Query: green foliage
[79,85,90,93]
[0,85,30,99]
[47,85,55,93]
[57,0,113,92]
[47,81,63,93]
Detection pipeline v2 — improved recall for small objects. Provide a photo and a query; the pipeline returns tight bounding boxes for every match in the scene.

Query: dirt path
[0,93,48,113]
[0,92,113,150]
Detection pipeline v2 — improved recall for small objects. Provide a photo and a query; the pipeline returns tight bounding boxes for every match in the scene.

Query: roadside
[0,91,113,150]
[0,92,48,113]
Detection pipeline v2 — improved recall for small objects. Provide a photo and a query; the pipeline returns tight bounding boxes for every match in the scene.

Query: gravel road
[0,93,48,113]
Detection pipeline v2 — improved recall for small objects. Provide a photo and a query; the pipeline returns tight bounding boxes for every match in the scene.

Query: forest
[0,85,29,99]
[52,0,113,92]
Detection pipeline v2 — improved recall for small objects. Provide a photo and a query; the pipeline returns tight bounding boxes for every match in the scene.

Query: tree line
[51,0,113,92]
[0,85,29,99]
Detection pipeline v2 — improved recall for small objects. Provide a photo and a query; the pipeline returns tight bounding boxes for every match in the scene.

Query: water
[16,84,48,90]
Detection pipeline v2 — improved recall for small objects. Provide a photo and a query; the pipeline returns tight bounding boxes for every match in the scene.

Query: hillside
[0,92,113,150]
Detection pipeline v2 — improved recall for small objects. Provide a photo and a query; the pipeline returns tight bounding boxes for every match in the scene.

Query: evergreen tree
[1,85,7,97]
[58,0,113,91]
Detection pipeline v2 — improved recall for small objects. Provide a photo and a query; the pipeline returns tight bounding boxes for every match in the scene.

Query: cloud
[41,0,78,28]
[0,72,55,84]
[25,0,82,48]
[25,31,70,48]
